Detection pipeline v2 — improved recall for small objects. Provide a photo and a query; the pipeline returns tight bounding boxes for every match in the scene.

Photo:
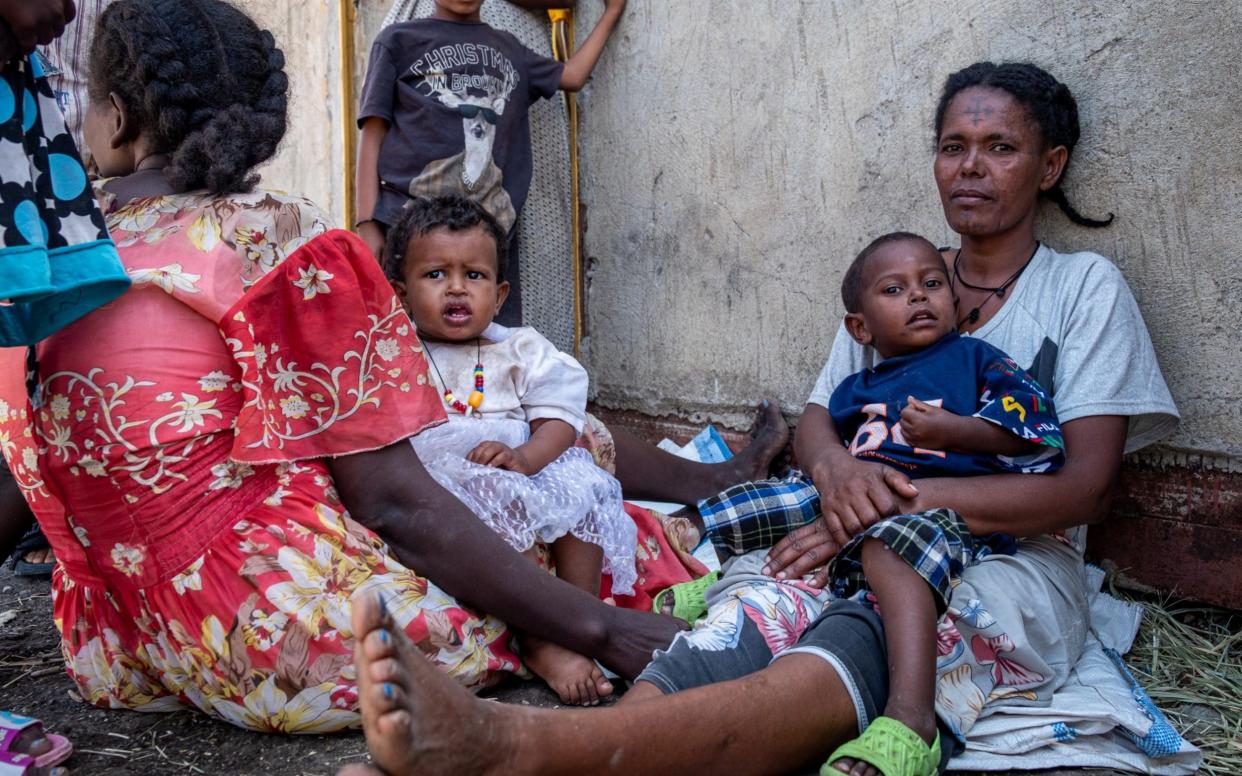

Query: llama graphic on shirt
[402,45,522,230]
[418,65,517,191]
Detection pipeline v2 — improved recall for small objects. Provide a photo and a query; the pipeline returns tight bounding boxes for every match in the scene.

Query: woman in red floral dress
[0,0,691,731]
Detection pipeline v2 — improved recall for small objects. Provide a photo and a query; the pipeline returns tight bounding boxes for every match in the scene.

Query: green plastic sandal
[650,571,721,624]
[821,716,940,776]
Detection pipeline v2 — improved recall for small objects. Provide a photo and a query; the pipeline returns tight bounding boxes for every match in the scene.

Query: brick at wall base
[1090,462,1242,610]
[590,404,1242,610]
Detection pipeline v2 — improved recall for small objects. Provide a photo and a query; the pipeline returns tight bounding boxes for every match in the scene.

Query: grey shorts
[636,552,889,735]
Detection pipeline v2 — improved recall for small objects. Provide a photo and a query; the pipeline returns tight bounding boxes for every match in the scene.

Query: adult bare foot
[520,635,613,706]
[597,606,685,679]
[349,593,514,775]
[714,399,789,490]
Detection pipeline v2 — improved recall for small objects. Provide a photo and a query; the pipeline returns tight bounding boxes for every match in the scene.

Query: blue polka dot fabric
[0,53,129,346]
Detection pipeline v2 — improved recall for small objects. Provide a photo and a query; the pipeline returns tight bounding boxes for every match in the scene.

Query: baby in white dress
[384,194,634,706]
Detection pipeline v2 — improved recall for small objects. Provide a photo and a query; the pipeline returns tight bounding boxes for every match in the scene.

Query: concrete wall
[262,1,1242,463]
[251,1,341,225]
[576,0,1242,462]
[253,0,392,228]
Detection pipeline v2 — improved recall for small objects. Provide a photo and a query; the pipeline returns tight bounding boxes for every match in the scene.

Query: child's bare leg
[552,534,603,596]
[520,537,615,706]
[831,538,937,776]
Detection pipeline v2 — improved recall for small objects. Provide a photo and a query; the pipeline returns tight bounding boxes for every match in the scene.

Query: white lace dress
[411,324,638,594]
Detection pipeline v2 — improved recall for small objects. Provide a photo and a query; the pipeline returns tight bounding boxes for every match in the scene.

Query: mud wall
[254,1,391,228]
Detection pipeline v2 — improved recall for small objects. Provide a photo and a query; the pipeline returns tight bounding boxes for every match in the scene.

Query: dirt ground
[0,564,1137,776]
[0,564,583,775]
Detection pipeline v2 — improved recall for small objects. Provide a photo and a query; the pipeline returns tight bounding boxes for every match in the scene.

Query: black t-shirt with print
[359,19,563,231]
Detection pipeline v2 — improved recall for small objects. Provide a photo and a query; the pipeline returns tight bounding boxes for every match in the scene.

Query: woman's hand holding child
[765,403,919,585]
[763,453,919,586]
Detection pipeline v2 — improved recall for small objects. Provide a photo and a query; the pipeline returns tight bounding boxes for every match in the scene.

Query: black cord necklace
[952,241,1040,330]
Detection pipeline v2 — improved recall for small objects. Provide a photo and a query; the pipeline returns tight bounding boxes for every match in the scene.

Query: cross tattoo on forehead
[963,94,994,126]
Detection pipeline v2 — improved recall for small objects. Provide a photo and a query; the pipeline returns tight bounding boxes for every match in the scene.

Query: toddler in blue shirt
[822,232,1063,776]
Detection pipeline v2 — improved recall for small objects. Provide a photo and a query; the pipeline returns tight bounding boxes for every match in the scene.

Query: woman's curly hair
[88,0,288,194]
[934,62,1114,228]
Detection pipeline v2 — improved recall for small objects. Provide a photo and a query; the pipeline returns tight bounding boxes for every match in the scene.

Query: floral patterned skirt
[52,461,520,733]
[51,415,704,732]
[671,537,1090,744]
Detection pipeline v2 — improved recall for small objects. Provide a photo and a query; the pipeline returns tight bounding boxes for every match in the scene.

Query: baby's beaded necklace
[420,337,484,417]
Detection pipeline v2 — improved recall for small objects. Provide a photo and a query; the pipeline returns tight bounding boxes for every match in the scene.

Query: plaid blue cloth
[697,471,821,556]
[697,477,1016,612]
[828,508,1016,615]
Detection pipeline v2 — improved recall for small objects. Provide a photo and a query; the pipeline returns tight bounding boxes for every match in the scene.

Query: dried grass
[1118,586,1242,776]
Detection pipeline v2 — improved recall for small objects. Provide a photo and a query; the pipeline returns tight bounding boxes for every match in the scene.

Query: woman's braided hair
[88,0,288,194]
[934,62,1114,228]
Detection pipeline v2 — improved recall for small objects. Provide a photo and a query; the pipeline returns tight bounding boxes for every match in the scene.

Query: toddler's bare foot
[348,593,515,775]
[520,635,613,706]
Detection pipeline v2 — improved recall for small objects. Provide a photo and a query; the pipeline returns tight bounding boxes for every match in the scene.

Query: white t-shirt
[420,323,588,434]
[808,244,1179,455]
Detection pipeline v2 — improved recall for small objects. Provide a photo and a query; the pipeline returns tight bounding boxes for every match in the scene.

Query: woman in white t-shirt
[774,61,1180,772]
[335,62,1179,776]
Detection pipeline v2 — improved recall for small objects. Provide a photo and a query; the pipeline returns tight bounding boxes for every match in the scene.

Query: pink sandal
[0,711,72,774]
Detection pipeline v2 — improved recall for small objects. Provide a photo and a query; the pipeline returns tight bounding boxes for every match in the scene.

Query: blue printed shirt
[827,332,1064,478]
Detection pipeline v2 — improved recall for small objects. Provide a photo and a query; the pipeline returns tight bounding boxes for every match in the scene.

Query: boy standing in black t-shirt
[356,0,624,324]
